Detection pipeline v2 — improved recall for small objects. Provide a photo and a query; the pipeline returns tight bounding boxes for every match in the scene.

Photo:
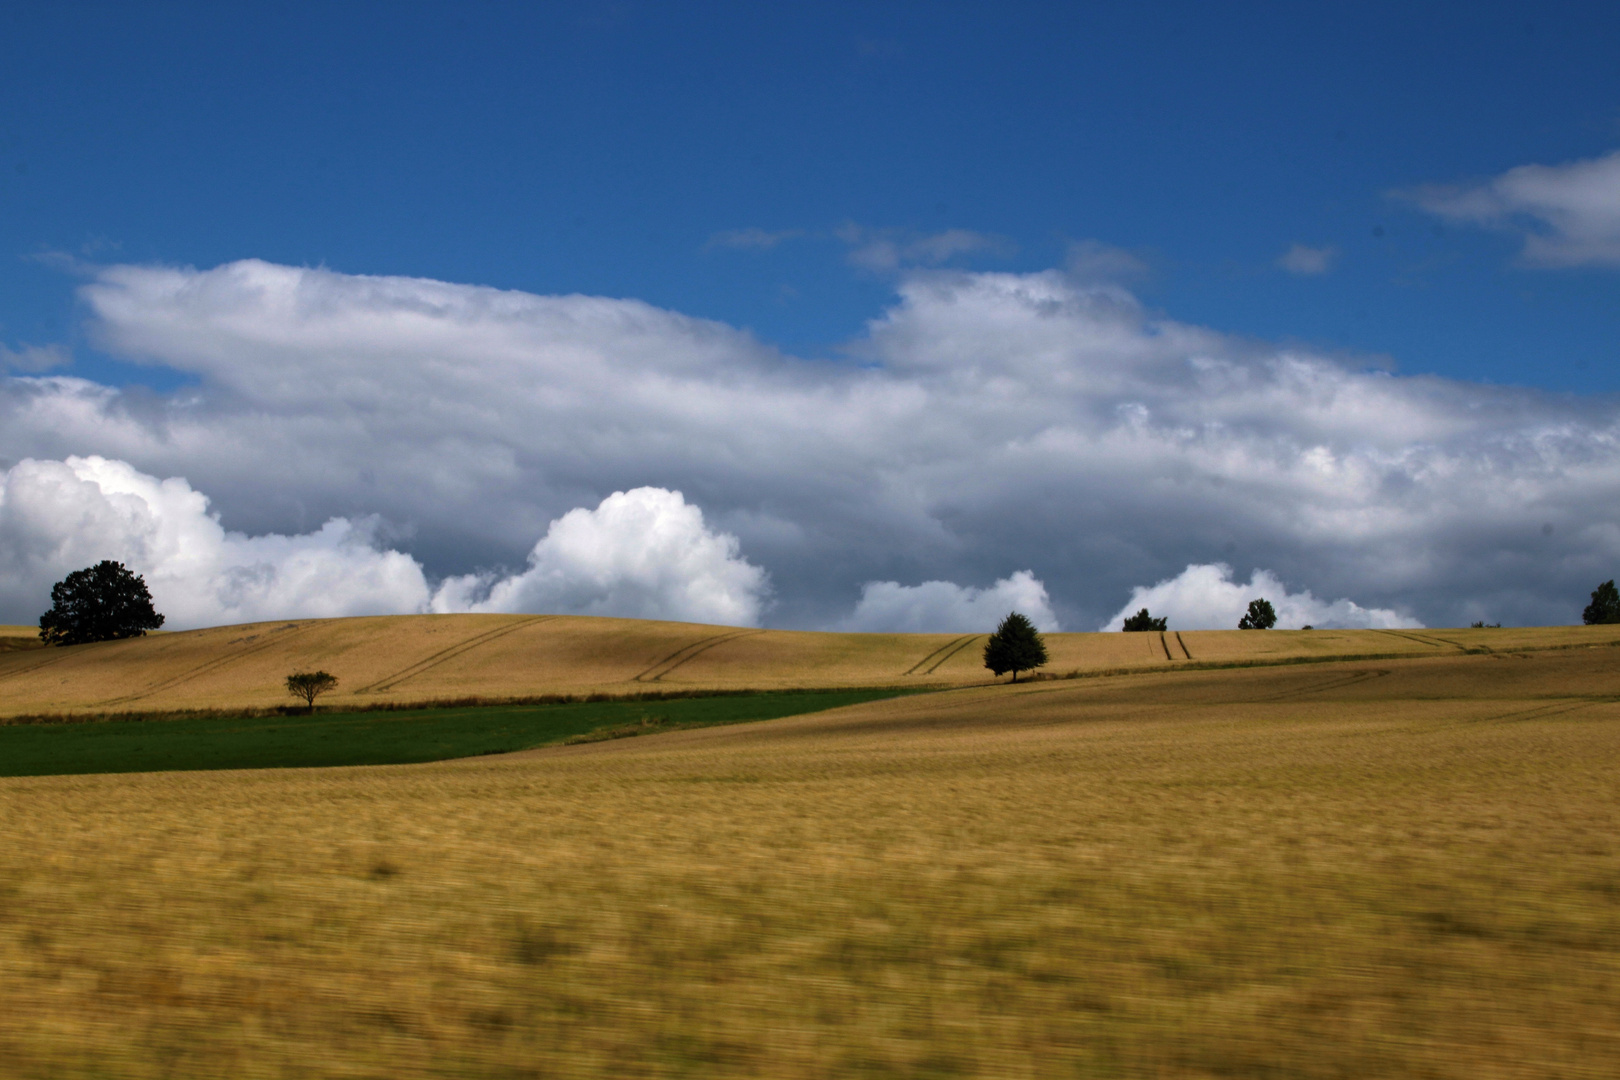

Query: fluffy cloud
[1406,149,1620,267]
[1102,563,1421,631]
[0,459,768,629]
[2,257,1618,633]
[0,456,431,628]
[841,571,1058,633]
[1277,243,1338,275]
[432,487,768,626]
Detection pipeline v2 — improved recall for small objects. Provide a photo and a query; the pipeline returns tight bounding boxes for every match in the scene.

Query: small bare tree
[285,671,339,713]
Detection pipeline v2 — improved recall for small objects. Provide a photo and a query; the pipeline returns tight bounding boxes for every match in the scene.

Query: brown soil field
[3,612,1617,718]
[3,646,1619,1077]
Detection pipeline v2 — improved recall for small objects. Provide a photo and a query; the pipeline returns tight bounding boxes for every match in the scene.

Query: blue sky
[1,2,1619,633]
[4,1,1616,388]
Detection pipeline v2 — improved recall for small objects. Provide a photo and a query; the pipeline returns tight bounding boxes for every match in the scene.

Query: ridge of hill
[0,613,1614,719]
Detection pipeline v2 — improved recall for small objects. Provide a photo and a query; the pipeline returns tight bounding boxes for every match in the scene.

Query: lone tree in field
[1121,608,1168,632]
[983,611,1049,683]
[1584,580,1620,625]
[38,560,165,646]
[1237,598,1277,630]
[286,671,339,712]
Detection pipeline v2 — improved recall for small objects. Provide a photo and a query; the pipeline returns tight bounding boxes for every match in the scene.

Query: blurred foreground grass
[3,649,1619,1077]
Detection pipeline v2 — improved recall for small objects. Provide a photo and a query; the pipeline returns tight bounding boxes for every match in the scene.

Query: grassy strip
[0,684,946,727]
[0,688,932,778]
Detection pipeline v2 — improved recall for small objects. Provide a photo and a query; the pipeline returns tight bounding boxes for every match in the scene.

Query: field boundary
[0,684,949,728]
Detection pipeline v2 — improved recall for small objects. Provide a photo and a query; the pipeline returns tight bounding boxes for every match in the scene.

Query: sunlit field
[4,612,1618,718]
[4,644,1619,1077]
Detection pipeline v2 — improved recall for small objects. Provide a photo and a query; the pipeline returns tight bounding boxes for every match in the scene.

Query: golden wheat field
[3,639,1619,1078]
[3,612,1617,718]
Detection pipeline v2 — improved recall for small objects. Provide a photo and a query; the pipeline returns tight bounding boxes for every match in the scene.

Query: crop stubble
[2,645,1619,1077]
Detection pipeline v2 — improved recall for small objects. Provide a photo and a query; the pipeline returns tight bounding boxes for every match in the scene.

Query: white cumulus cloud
[1102,563,1422,631]
[1406,149,1620,267]
[842,571,1059,633]
[0,460,768,630]
[431,486,768,626]
[0,456,431,629]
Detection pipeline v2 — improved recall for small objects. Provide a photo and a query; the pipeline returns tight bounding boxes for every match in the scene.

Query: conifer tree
[983,611,1049,682]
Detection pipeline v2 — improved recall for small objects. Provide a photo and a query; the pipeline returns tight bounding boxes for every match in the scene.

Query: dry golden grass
[0,624,44,653]
[3,646,1619,1077]
[3,611,1616,718]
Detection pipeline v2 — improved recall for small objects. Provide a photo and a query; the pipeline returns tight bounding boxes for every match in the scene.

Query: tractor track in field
[0,649,73,684]
[1374,629,1470,652]
[921,634,983,675]
[354,616,556,693]
[1470,700,1600,726]
[632,629,766,683]
[94,623,316,707]
[1251,668,1391,702]
[903,635,982,676]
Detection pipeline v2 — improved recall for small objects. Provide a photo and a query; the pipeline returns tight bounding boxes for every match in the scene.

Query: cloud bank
[0,457,766,629]
[0,456,431,628]
[1102,563,1421,631]
[2,257,1618,632]
[1407,149,1620,267]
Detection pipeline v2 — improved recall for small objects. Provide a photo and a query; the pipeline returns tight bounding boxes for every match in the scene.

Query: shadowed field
[3,646,1618,1077]
[4,611,1618,718]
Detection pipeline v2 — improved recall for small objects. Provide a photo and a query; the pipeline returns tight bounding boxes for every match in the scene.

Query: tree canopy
[286,671,340,712]
[1121,608,1167,632]
[983,611,1049,682]
[1237,598,1277,630]
[38,561,165,646]
[1584,580,1620,625]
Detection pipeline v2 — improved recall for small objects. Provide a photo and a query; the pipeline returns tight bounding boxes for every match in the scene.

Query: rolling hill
[2,612,1616,718]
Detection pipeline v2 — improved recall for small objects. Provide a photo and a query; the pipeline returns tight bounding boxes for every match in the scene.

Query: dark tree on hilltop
[286,671,339,712]
[1584,580,1620,625]
[983,611,1049,683]
[1237,598,1277,630]
[1121,608,1167,632]
[38,561,165,646]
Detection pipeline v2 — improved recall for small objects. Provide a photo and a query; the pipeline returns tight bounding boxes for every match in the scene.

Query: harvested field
[3,646,1618,1077]
[3,611,1617,718]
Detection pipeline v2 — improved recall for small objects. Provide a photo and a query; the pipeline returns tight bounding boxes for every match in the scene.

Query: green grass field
[0,688,927,777]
